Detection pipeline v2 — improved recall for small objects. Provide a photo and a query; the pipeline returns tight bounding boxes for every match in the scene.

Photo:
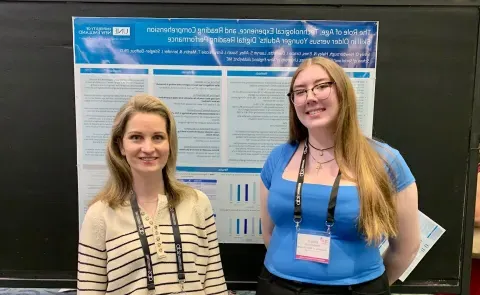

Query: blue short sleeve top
[260,140,415,285]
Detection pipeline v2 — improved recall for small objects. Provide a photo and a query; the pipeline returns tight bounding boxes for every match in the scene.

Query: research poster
[72,17,379,244]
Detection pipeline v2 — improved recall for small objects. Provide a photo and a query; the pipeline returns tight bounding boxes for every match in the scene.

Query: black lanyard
[131,194,185,291]
[168,206,186,286]
[294,138,342,233]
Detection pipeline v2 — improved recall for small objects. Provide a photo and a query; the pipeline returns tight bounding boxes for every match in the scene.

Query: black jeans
[256,266,391,295]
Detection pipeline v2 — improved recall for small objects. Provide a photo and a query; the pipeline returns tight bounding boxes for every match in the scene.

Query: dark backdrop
[0,1,479,294]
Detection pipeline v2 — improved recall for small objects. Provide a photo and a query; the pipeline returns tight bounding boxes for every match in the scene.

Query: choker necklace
[308,141,334,156]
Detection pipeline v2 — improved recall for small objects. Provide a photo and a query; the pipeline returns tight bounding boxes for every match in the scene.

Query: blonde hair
[90,94,196,209]
[288,57,397,244]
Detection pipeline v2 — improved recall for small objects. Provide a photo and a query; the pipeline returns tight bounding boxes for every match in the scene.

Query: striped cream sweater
[77,189,228,295]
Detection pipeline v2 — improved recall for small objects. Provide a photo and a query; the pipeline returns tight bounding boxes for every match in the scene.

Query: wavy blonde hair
[288,57,397,244]
[90,94,196,208]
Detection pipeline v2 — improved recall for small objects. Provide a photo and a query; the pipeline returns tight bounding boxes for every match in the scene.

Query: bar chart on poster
[212,174,262,243]
[227,216,263,243]
[224,216,263,243]
[229,182,257,203]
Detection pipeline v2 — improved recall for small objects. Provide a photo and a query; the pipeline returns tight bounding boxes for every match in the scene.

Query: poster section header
[153,69,222,76]
[80,68,148,74]
[73,18,378,68]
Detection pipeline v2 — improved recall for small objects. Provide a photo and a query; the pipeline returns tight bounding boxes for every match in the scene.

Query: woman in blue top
[257,57,420,295]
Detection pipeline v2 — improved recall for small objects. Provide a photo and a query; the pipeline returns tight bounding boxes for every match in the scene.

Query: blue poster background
[73,17,378,68]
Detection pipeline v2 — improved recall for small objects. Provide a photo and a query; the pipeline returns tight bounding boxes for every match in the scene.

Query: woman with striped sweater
[77,94,228,295]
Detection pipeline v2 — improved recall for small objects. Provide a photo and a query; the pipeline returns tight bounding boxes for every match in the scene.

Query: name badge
[295,230,331,264]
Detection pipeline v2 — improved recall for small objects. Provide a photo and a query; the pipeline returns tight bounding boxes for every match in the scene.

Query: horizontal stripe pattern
[77,191,228,295]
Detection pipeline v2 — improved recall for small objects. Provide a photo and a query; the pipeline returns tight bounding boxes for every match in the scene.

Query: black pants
[256,266,391,295]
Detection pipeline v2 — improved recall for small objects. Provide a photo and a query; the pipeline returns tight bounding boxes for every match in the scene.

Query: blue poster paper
[73,18,378,68]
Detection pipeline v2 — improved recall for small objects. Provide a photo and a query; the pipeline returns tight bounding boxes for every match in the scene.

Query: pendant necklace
[310,153,335,174]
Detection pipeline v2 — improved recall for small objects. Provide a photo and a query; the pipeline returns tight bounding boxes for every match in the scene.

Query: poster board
[0,2,478,294]
[72,17,379,244]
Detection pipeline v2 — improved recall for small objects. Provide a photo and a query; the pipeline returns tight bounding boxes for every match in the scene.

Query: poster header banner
[73,17,378,68]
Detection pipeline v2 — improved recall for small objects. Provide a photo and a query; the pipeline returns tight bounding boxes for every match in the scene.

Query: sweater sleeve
[199,192,228,295]
[77,201,108,294]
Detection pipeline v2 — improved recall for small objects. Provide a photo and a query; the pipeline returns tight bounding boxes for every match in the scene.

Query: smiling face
[291,64,339,131]
[119,112,170,177]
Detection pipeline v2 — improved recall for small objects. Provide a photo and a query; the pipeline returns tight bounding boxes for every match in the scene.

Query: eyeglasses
[287,81,335,106]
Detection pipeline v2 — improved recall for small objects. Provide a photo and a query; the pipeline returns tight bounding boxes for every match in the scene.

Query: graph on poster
[213,174,262,243]
[227,216,263,243]
[230,182,257,203]
[229,217,262,235]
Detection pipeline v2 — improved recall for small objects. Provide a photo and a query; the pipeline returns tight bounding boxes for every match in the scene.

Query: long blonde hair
[288,57,397,244]
[90,94,196,208]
